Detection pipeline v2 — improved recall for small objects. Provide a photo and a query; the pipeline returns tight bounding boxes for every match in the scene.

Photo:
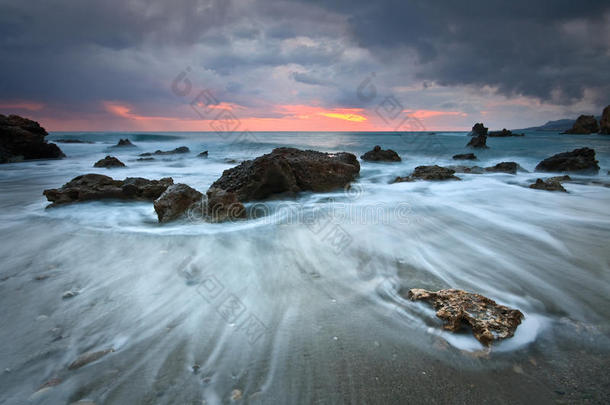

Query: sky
[0,0,609,132]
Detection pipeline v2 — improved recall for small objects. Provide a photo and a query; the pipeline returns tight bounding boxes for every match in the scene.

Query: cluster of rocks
[360,145,401,162]
[563,105,610,134]
[0,114,64,163]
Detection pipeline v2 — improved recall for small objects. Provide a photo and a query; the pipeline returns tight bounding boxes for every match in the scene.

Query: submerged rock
[485,161,518,174]
[93,156,125,168]
[600,105,610,134]
[360,145,401,162]
[210,147,360,201]
[113,139,135,147]
[394,165,460,182]
[453,153,476,160]
[563,115,599,134]
[153,184,203,223]
[407,288,524,346]
[43,174,173,206]
[0,114,65,163]
[535,147,599,173]
[139,146,190,156]
[529,178,567,192]
[488,129,524,137]
[547,175,572,183]
[68,348,114,370]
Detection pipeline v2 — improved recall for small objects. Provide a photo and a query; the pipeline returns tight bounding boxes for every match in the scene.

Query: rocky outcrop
[600,105,610,134]
[93,156,125,168]
[209,147,360,201]
[563,115,599,134]
[488,129,524,137]
[394,165,460,182]
[139,146,189,156]
[529,178,567,192]
[205,188,246,222]
[113,139,135,147]
[535,147,599,173]
[154,184,203,223]
[453,153,476,160]
[0,114,65,163]
[447,165,485,174]
[43,174,173,206]
[198,150,208,158]
[467,134,488,148]
[360,145,401,162]
[470,123,488,136]
[485,162,518,174]
[407,288,524,346]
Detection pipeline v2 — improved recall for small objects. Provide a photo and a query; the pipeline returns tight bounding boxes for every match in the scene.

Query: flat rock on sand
[407,288,524,346]
[209,147,360,201]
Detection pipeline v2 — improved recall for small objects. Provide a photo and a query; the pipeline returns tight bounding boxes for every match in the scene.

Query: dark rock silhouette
[453,153,476,160]
[113,139,135,147]
[485,162,518,174]
[600,105,610,134]
[93,156,126,168]
[529,178,567,192]
[394,165,460,182]
[470,123,488,136]
[488,129,524,137]
[563,115,599,134]
[139,146,190,156]
[535,148,599,173]
[360,145,401,162]
[0,114,64,163]
[198,150,209,158]
[467,134,487,148]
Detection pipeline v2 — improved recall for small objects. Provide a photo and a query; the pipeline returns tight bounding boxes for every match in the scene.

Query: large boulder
[452,153,476,160]
[470,123,488,136]
[154,184,203,223]
[485,161,518,174]
[407,288,524,346]
[139,146,190,156]
[467,134,488,148]
[209,147,360,201]
[600,105,610,134]
[394,165,460,182]
[43,174,173,206]
[0,114,65,163]
[529,178,567,192]
[360,145,401,162]
[488,128,524,137]
[535,147,599,173]
[206,187,246,222]
[563,115,599,134]
[93,156,125,168]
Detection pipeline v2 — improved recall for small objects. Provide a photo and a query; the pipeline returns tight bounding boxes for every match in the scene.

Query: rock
[407,288,524,346]
[210,147,360,201]
[467,134,488,148]
[43,174,173,206]
[529,178,567,192]
[113,139,135,147]
[153,184,203,223]
[62,290,79,299]
[394,165,460,182]
[485,162,518,174]
[453,153,476,160]
[137,157,155,161]
[547,175,572,183]
[68,348,114,370]
[93,156,125,168]
[360,145,401,162]
[205,187,246,222]
[0,114,65,163]
[535,147,599,173]
[600,105,610,134]
[563,115,599,134]
[198,150,209,158]
[447,165,485,174]
[469,123,488,136]
[55,139,94,144]
[139,146,190,156]
[488,129,524,137]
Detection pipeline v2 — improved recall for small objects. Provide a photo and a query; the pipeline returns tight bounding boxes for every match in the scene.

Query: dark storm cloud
[301,0,610,105]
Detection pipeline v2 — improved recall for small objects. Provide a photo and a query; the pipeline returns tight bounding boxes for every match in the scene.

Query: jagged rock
[394,165,460,182]
[153,184,203,223]
[470,123,488,136]
[535,147,599,173]
[407,288,524,346]
[43,174,173,206]
[563,115,599,134]
[467,134,488,148]
[139,146,189,156]
[68,348,114,370]
[360,145,401,162]
[93,156,125,168]
[488,129,524,137]
[210,147,360,201]
[600,105,610,134]
[113,139,135,147]
[205,187,246,222]
[529,178,567,192]
[485,162,518,174]
[198,150,209,158]
[453,153,476,160]
[0,114,65,163]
